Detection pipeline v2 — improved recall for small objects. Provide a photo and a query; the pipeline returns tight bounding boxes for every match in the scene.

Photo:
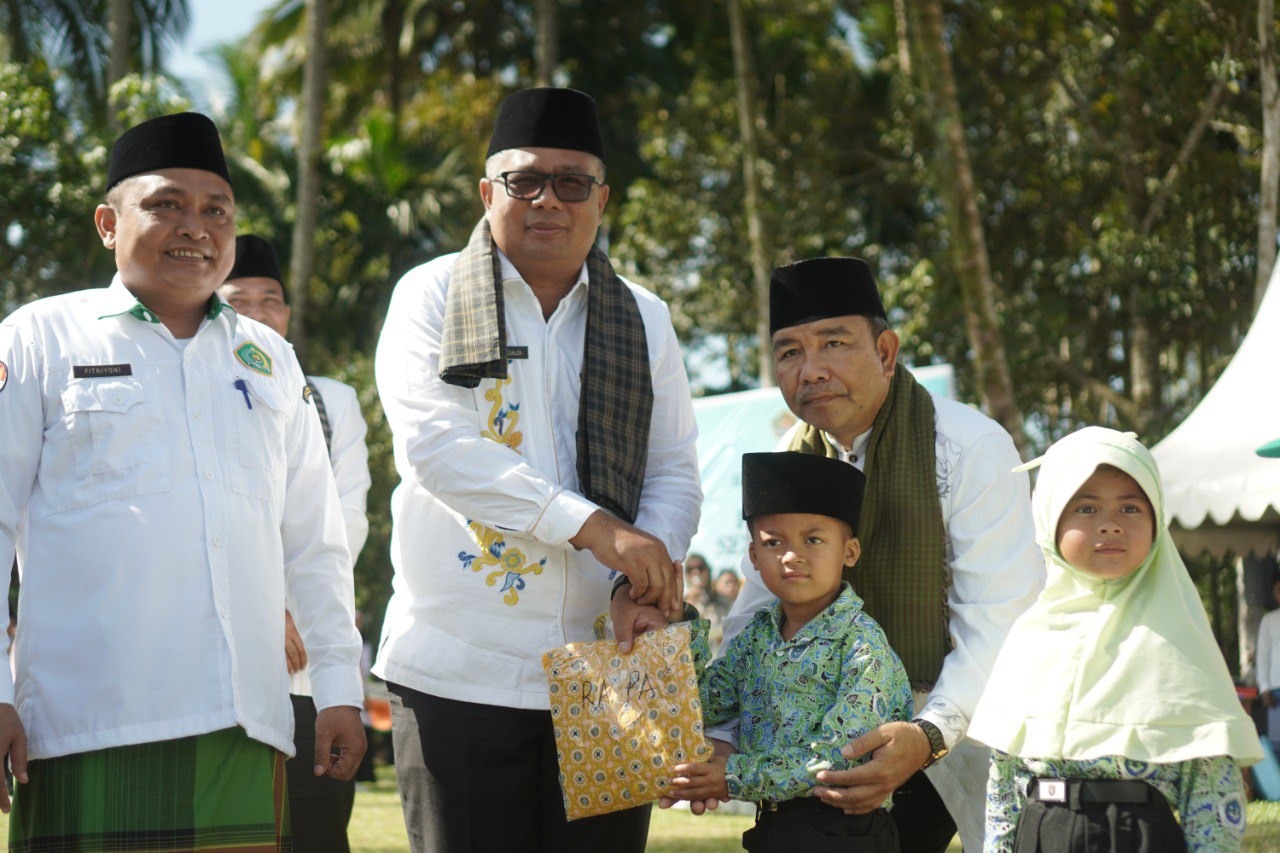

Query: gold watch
[914,718,949,769]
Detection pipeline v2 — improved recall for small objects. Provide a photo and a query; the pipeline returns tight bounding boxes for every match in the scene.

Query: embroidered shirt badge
[235,342,273,376]
[0,360,7,394]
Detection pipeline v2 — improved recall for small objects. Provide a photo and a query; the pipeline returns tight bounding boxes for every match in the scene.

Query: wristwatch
[913,718,949,769]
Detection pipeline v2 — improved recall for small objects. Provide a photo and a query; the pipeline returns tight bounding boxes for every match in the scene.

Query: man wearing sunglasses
[373,87,701,852]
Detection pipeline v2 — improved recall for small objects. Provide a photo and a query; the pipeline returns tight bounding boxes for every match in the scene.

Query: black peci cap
[769,257,886,336]
[741,451,866,534]
[106,112,231,192]
[225,235,285,300]
[486,87,606,163]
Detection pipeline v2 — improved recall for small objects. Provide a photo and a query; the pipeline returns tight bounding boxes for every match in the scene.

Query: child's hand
[667,755,730,804]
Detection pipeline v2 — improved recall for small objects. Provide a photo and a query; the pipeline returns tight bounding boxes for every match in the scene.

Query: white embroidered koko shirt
[373,250,702,710]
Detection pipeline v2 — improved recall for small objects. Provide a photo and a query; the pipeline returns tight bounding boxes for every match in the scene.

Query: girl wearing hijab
[968,427,1261,852]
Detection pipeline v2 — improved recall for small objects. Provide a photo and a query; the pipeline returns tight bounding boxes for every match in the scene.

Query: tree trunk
[107,0,132,126]
[892,0,911,78]
[382,0,405,130]
[6,0,32,64]
[1258,0,1279,312]
[289,0,328,368]
[1111,0,1162,424]
[1238,556,1259,682]
[903,0,1026,453]
[1111,0,1239,424]
[534,0,558,86]
[727,0,775,387]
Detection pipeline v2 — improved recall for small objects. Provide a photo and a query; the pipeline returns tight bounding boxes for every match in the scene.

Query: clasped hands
[656,724,930,816]
[571,510,684,623]
[607,587,933,817]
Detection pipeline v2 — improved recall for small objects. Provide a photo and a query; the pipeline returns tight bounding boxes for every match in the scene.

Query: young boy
[670,451,913,852]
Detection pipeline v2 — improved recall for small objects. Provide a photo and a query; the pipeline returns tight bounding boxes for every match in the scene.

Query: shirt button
[194,410,204,419]
[219,607,229,620]
[212,536,222,547]
[114,395,124,405]
[204,471,214,480]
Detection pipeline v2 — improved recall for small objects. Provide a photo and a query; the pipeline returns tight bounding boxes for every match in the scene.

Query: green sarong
[10,726,291,852]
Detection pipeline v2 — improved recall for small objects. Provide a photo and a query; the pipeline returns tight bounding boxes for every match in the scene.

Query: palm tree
[1,0,190,124]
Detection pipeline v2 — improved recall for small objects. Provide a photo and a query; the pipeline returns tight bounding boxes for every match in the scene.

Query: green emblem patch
[235,341,273,376]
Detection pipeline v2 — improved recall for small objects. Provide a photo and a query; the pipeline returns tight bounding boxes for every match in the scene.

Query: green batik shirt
[693,582,912,803]
[985,752,1246,852]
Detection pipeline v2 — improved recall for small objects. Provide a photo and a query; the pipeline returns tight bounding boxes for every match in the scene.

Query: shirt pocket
[227,376,291,504]
[52,376,170,512]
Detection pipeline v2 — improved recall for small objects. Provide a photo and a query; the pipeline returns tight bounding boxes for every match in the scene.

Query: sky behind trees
[169,0,272,106]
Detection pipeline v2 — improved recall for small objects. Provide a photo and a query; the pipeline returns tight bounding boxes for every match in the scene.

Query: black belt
[1030,777,1156,806]
[755,797,812,816]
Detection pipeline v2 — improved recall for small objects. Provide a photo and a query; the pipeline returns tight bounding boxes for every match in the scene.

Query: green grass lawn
[4,771,1280,850]
[345,769,763,851]
[318,776,1280,852]
[339,782,1280,851]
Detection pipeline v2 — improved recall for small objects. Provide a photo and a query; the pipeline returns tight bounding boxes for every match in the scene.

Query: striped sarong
[10,726,291,852]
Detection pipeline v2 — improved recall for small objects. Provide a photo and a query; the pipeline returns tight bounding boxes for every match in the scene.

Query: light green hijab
[967,427,1261,766]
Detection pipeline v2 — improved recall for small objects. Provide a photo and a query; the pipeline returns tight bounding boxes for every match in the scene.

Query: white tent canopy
[1152,264,1280,557]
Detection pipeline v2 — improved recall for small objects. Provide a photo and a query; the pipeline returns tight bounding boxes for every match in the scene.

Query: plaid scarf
[440,218,653,523]
[789,366,948,684]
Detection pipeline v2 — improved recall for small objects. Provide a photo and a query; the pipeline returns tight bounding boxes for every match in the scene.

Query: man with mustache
[619,257,1043,851]
[373,87,701,852]
[0,112,365,849]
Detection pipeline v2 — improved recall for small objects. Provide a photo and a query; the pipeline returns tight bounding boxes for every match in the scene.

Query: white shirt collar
[826,426,872,466]
[495,248,590,291]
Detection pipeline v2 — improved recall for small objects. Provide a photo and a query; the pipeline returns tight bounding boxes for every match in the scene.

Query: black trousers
[285,694,356,853]
[744,799,899,852]
[890,770,957,852]
[387,682,651,853]
[1013,778,1186,853]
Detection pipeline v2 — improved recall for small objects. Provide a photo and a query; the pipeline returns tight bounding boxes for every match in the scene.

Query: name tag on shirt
[1038,779,1067,803]
[73,364,132,378]
[504,346,529,360]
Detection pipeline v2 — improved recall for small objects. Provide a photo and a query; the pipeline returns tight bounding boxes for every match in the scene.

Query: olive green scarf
[788,366,948,684]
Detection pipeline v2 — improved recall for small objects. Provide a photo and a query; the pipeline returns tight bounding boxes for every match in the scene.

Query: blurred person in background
[220,233,373,853]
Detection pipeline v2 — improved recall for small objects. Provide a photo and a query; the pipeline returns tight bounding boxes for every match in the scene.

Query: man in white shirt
[374,87,701,852]
[1257,580,1280,750]
[0,112,365,848]
[220,233,373,853]
[622,257,1043,851]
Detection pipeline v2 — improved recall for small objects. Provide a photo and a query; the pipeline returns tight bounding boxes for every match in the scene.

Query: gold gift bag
[542,622,712,820]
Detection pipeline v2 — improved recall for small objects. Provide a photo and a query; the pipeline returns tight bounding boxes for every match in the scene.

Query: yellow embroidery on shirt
[480,377,523,450]
[459,521,546,606]
[455,377,541,605]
